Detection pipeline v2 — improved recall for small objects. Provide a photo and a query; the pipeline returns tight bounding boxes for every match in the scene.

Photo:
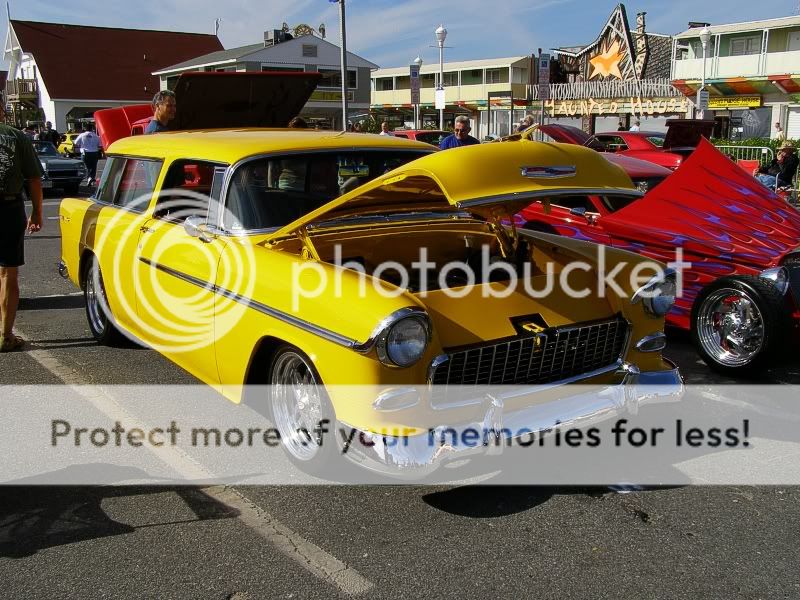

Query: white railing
[532,78,683,101]
[715,145,774,166]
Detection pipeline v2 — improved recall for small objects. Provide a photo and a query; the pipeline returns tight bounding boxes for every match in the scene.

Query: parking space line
[13,327,374,597]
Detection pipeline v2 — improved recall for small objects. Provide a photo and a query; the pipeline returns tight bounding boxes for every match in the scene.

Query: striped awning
[673,75,800,95]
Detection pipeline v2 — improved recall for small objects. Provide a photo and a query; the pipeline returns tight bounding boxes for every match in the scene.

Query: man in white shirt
[629,120,641,132]
[74,127,102,186]
[379,121,394,136]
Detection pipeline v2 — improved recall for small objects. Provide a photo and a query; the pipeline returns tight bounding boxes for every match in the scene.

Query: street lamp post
[435,25,447,130]
[699,25,711,119]
[334,0,349,131]
[413,55,423,129]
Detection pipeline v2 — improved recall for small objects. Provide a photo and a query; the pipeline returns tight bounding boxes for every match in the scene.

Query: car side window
[114,159,162,212]
[155,159,223,223]
[599,135,628,152]
[95,157,127,205]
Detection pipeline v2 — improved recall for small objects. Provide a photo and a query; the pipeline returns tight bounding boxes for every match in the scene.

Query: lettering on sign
[544,97,689,117]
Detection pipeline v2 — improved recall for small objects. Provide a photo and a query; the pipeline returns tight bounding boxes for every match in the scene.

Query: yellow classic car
[59,129,682,475]
[58,132,82,157]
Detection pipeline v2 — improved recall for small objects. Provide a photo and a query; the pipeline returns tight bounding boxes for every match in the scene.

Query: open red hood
[95,71,321,148]
[601,139,800,269]
[663,119,715,150]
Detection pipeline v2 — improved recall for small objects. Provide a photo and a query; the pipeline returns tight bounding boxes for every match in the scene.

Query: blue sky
[4,0,798,70]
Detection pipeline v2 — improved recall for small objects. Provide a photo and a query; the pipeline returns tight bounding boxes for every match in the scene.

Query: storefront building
[370,56,533,139]
[154,26,376,130]
[544,4,689,133]
[671,15,800,139]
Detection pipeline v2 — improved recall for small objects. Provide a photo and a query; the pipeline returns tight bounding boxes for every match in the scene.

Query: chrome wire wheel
[696,288,765,367]
[86,260,108,336]
[270,350,326,462]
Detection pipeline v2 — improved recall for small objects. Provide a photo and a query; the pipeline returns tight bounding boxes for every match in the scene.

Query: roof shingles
[12,20,223,101]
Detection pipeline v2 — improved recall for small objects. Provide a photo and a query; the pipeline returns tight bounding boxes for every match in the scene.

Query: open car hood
[267,141,638,241]
[601,139,800,268]
[662,119,715,150]
[170,71,321,131]
[95,104,153,149]
[94,71,321,148]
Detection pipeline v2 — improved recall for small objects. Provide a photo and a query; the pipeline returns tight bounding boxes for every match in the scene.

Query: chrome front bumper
[341,360,683,475]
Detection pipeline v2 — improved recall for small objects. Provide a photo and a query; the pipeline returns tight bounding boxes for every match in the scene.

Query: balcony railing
[5,78,39,100]
[673,50,800,80]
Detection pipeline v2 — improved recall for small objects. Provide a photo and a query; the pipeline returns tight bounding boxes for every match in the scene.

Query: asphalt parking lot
[1,189,798,598]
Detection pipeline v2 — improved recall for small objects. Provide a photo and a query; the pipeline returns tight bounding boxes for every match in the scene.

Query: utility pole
[334,0,349,131]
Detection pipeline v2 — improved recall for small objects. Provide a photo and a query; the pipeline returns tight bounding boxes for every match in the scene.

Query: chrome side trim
[137,257,425,353]
[457,188,642,209]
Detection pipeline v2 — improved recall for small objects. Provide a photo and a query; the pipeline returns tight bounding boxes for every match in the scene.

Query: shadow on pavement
[19,296,85,311]
[0,467,239,558]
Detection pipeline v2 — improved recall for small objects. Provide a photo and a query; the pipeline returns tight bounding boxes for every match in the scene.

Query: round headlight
[632,270,677,318]
[377,315,430,368]
[759,267,789,296]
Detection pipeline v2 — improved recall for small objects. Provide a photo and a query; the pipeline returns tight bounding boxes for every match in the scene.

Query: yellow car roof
[106,129,434,164]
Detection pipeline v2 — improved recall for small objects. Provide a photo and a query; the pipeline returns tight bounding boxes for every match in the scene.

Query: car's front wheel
[691,275,787,376]
[84,256,125,346]
[269,346,338,474]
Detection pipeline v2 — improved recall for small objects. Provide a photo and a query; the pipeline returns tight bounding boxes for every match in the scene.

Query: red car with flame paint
[515,139,800,375]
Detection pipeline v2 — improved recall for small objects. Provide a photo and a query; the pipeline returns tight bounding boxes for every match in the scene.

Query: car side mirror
[184,215,214,242]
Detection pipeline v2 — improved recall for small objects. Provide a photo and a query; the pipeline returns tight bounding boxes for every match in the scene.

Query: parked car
[32,140,86,194]
[515,138,800,374]
[58,108,681,474]
[57,132,82,158]
[539,120,715,171]
[390,129,449,147]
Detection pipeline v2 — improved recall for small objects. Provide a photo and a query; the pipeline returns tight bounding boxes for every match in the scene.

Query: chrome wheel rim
[696,288,764,367]
[86,262,107,335]
[271,352,325,462]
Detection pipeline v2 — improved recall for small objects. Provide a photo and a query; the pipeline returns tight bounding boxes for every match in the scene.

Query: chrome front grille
[429,317,629,406]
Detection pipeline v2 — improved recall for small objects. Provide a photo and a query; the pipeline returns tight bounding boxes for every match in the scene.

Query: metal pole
[700,41,706,119]
[438,42,444,130]
[338,0,349,131]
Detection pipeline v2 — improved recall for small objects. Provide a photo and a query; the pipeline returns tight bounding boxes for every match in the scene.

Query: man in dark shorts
[0,101,43,351]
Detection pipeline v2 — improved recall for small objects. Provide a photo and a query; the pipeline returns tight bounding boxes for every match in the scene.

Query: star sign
[589,40,623,79]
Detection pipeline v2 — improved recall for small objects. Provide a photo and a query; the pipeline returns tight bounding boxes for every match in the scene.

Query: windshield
[224,149,432,231]
[33,141,59,156]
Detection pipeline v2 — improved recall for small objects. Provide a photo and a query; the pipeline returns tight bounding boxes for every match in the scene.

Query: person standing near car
[439,115,479,150]
[40,121,60,146]
[0,101,43,352]
[74,126,102,186]
[145,90,177,134]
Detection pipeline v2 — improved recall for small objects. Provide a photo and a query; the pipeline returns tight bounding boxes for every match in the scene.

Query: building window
[461,69,483,85]
[318,68,357,89]
[376,77,394,91]
[443,71,458,87]
[420,73,436,88]
[485,69,501,84]
[216,66,236,72]
[302,44,318,57]
[730,35,761,56]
